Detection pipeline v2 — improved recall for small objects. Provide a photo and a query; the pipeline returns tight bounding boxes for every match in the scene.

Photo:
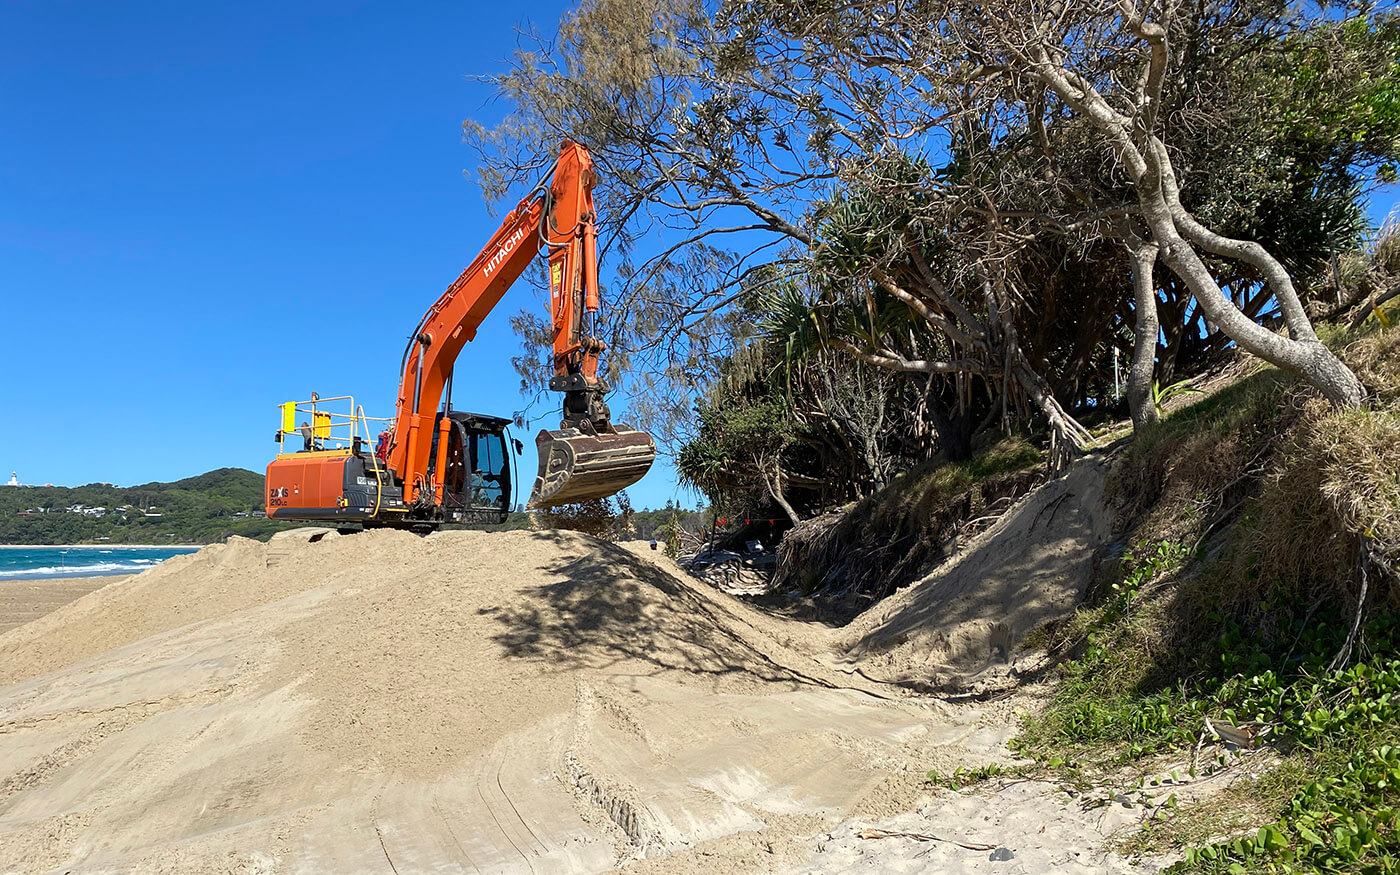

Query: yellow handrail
[275,394,392,453]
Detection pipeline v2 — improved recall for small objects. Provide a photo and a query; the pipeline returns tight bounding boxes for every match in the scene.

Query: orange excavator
[264,142,655,531]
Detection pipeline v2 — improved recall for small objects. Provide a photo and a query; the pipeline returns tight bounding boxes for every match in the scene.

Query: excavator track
[528,426,656,509]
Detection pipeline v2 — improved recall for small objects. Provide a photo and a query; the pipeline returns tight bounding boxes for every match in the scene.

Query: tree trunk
[1142,123,1364,408]
[1127,241,1161,432]
[1134,135,1365,407]
[1147,207,1365,407]
[1027,50,1366,409]
[926,393,973,462]
[760,461,801,526]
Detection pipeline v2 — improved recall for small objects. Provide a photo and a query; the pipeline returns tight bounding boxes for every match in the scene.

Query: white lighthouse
[5,472,18,487]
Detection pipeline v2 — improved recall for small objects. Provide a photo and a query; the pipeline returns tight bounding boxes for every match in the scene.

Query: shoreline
[0,569,153,582]
[0,544,205,550]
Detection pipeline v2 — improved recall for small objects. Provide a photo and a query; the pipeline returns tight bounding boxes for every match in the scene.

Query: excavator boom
[265,142,654,529]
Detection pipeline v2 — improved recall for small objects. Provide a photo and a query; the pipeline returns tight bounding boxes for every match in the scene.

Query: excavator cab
[431,411,515,525]
[436,410,654,515]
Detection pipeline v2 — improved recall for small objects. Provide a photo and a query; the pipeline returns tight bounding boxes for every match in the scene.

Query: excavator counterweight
[265,141,654,530]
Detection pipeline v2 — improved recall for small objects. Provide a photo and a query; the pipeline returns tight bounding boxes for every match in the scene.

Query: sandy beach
[0,575,127,635]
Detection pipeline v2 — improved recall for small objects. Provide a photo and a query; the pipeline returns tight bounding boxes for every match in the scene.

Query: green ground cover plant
[1015,324,1400,872]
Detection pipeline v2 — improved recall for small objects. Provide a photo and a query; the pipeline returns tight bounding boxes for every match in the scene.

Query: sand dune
[0,459,1156,873]
[839,457,1114,691]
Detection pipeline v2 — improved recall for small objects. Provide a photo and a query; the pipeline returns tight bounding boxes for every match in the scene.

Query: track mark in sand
[564,749,664,854]
[497,759,547,850]
[432,792,483,874]
[373,821,401,875]
[566,682,664,854]
[0,686,234,736]
[0,808,94,872]
[0,721,129,808]
[0,687,233,806]
[476,767,537,873]
[371,789,402,875]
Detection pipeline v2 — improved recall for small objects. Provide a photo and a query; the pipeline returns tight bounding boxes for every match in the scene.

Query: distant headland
[0,468,283,545]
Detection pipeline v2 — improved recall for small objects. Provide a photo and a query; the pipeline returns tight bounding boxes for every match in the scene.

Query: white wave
[0,561,166,579]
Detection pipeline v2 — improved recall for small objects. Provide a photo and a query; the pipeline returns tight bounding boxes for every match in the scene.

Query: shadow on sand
[477,531,803,686]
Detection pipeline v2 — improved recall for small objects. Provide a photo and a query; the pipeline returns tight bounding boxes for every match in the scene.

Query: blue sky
[0,0,690,508]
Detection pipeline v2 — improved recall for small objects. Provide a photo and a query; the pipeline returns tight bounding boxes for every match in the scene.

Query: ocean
[0,546,200,579]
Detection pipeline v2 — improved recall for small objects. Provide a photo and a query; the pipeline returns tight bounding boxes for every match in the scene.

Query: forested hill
[0,468,285,545]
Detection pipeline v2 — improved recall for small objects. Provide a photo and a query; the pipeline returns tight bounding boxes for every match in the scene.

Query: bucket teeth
[527,426,656,509]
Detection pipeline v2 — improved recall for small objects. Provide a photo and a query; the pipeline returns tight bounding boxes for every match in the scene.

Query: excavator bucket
[527,425,656,509]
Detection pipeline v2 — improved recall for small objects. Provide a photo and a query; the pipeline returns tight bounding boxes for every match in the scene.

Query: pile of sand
[837,456,1113,691]
[0,528,1021,873]
[0,459,1135,874]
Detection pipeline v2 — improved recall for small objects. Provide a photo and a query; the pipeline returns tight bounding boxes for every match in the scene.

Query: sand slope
[0,529,1022,873]
[0,459,1144,874]
[838,456,1113,690]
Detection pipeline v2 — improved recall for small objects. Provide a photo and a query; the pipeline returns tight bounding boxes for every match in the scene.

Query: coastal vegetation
[470,0,1400,523]
[1015,321,1400,871]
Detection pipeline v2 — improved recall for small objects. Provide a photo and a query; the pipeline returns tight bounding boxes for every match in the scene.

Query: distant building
[4,472,18,487]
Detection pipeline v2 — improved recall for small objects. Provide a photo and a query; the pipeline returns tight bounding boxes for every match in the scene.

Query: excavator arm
[384,140,653,511]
